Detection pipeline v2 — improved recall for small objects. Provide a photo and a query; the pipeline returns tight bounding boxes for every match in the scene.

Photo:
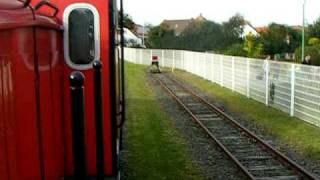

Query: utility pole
[301,0,306,62]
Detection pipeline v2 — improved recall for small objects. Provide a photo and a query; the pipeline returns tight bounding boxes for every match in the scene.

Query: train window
[63,3,100,69]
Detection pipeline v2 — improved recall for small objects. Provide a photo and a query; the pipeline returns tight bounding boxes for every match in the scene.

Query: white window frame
[63,3,100,70]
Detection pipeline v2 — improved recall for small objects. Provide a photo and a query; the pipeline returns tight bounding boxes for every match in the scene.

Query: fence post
[197,53,200,75]
[290,64,295,116]
[211,54,214,82]
[246,58,250,98]
[139,49,142,64]
[172,50,175,72]
[232,57,235,91]
[183,51,185,70]
[161,50,165,67]
[150,49,153,65]
[220,55,224,87]
[265,60,269,106]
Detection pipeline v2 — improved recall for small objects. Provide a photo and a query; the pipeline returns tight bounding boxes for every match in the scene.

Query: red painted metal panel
[0,43,9,180]
[10,28,42,180]
[0,4,64,179]
[35,27,65,180]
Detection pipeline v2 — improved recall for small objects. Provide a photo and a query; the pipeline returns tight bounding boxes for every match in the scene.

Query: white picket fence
[124,48,320,127]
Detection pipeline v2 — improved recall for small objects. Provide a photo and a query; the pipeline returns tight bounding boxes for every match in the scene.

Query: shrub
[294,45,320,66]
[223,43,247,57]
[308,37,320,46]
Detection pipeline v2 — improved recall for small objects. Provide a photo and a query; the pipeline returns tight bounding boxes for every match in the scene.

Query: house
[135,24,150,39]
[161,14,207,36]
[241,21,260,38]
[122,28,143,47]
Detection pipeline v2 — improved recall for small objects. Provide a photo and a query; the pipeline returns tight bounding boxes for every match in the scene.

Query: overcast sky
[123,0,320,27]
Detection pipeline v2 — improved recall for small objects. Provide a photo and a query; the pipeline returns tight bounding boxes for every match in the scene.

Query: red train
[0,0,125,179]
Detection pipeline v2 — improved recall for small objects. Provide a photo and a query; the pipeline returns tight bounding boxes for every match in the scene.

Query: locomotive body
[0,0,124,179]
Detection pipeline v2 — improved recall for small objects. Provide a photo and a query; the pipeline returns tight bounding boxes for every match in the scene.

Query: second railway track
[156,73,318,180]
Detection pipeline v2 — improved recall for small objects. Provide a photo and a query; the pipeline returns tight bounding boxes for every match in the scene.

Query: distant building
[161,14,207,36]
[241,21,260,38]
[135,24,150,39]
[122,28,143,47]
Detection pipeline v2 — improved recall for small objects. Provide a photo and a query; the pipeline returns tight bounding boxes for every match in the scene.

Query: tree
[120,12,135,31]
[260,23,300,55]
[222,14,245,47]
[179,21,224,51]
[243,32,264,58]
[146,24,177,48]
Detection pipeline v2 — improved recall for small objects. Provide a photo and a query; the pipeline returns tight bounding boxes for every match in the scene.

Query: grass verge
[173,70,320,162]
[123,63,204,179]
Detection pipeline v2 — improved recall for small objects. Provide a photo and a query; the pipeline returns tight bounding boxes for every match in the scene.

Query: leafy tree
[146,24,177,48]
[119,12,136,31]
[179,21,225,51]
[260,23,300,55]
[222,14,245,47]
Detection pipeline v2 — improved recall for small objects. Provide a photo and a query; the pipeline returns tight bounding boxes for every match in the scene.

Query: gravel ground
[149,72,248,180]
[166,72,320,178]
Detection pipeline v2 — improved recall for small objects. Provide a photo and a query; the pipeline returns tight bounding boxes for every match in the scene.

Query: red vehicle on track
[0,0,125,179]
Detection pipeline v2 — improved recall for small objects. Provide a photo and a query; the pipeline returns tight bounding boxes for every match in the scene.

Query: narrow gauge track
[156,73,318,180]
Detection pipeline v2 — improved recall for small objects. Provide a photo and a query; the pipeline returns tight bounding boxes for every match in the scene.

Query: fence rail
[124,48,320,127]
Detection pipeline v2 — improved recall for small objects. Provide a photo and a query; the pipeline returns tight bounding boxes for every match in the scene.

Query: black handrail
[70,71,87,180]
[93,61,105,180]
[119,0,126,151]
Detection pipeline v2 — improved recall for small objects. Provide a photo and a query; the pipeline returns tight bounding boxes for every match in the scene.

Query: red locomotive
[0,0,125,179]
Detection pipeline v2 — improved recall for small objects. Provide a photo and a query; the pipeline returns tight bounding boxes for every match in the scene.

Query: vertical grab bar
[93,61,105,180]
[70,71,88,180]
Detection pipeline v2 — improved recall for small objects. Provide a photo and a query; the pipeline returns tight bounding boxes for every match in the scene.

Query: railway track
[156,73,318,180]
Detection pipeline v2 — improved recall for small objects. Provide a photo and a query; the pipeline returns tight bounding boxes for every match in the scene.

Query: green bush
[294,45,320,66]
[308,37,320,46]
[223,43,247,57]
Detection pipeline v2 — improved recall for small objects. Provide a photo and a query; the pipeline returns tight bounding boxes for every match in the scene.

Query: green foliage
[222,13,245,46]
[223,43,247,57]
[308,37,320,46]
[260,23,301,55]
[294,45,320,65]
[179,21,225,51]
[146,25,178,49]
[243,32,264,58]
[147,14,244,52]
[120,12,136,31]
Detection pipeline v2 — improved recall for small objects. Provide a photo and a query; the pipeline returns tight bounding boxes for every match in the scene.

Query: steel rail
[157,73,318,180]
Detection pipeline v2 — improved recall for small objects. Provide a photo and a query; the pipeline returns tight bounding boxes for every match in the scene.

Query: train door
[33,0,123,177]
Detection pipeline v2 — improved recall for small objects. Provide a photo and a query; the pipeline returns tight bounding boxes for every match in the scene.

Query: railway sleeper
[196,114,219,118]
[247,165,291,174]
[255,175,299,180]
[240,158,281,168]
[237,155,272,161]
[198,117,223,121]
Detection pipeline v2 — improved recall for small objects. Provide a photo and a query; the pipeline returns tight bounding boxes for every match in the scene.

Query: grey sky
[124,0,320,27]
